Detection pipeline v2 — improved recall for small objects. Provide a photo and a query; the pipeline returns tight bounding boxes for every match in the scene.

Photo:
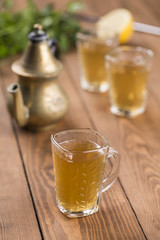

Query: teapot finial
[33,23,42,31]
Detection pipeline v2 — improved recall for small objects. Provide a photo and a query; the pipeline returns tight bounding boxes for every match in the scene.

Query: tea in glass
[106,46,153,117]
[76,32,118,93]
[51,129,120,218]
[53,140,105,212]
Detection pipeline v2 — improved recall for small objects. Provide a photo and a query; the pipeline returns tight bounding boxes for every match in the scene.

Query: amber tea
[76,32,118,93]
[109,63,149,112]
[52,140,106,212]
[78,42,110,86]
[106,46,153,117]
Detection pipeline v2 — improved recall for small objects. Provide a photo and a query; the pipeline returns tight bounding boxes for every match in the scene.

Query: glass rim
[105,45,154,63]
[76,31,119,45]
[51,128,109,154]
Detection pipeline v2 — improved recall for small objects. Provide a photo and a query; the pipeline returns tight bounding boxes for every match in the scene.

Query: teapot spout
[7,83,29,127]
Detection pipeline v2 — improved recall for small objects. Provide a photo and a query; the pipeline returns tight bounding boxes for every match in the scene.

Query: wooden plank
[63,1,160,239]
[1,56,146,239]
[64,50,160,239]
[2,0,159,239]
[0,74,42,239]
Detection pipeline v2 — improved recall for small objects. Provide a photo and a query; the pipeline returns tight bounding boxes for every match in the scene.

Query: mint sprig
[0,0,83,59]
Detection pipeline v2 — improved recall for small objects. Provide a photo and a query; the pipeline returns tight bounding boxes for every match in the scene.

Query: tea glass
[51,128,120,218]
[106,46,153,118]
[76,32,118,93]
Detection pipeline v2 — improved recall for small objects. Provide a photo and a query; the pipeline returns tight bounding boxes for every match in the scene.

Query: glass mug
[76,32,118,93]
[106,46,153,118]
[51,129,120,218]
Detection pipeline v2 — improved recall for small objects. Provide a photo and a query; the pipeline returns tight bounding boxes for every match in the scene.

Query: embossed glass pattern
[51,129,120,218]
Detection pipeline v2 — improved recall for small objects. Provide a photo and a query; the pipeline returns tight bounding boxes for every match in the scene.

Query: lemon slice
[95,8,133,43]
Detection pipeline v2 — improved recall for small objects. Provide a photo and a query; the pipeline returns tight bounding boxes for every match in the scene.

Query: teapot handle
[48,38,60,59]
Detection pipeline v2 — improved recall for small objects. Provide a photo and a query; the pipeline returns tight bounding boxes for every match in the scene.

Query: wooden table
[0,0,160,239]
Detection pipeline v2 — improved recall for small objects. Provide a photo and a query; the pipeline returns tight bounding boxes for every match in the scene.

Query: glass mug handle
[102,147,120,193]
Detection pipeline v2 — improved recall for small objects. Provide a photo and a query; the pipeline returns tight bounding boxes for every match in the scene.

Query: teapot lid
[12,24,62,78]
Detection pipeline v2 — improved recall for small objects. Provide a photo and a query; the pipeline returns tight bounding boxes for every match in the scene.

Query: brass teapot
[7,24,69,131]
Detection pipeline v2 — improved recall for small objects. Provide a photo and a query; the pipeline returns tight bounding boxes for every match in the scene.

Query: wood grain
[1,0,160,239]
[0,74,42,239]
[64,49,160,240]
[1,55,146,239]
[63,1,160,239]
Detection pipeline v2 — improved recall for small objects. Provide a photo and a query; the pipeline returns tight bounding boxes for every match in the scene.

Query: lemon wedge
[95,8,133,43]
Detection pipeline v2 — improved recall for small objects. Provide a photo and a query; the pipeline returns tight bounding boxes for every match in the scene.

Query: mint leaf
[0,0,82,60]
